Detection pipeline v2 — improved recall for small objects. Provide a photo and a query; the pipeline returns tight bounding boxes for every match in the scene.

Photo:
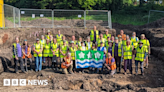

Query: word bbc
[3,79,48,86]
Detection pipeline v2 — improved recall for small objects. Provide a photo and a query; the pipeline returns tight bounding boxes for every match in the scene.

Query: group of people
[13,26,150,76]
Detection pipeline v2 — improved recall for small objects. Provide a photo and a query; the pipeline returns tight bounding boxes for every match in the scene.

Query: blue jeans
[35,57,42,71]
[135,60,144,74]
[42,57,45,63]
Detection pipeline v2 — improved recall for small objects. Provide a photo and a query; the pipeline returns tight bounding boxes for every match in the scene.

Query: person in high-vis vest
[77,36,82,47]
[33,38,43,72]
[60,40,69,63]
[13,37,26,74]
[135,41,147,76]
[69,41,78,72]
[111,36,115,43]
[113,37,120,73]
[92,44,97,51]
[45,30,52,40]
[97,34,106,47]
[122,40,134,75]
[140,34,150,69]
[118,36,123,73]
[49,35,53,44]
[89,26,100,43]
[107,41,114,57]
[72,35,78,47]
[122,35,133,47]
[97,42,107,73]
[118,30,126,41]
[56,30,63,43]
[130,32,139,63]
[104,52,116,75]
[79,42,86,51]
[51,38,60,70]
[22,39,32,72]
[40,35,46,46]
[85,36,92,50]
[62,53,73,74]
[60,35,68,46]
[43,39,52,69]
[103,29,111,41]
[131,32,139,49]
[105,37,111,47]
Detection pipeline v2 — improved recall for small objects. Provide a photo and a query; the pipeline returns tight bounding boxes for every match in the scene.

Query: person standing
[33,38,43,72]
[103,29,111,41]
[69,41,78,72]
[135,41,147,76]
[85,37,92,50]
[89,26,100,43]
[45,30,52,40]
[104,52,116,75]
[77,36,82,47]
[79,42,86,51]
[105,37,111,47]
[117,36,123,73]
[140,34,150,69]
[43,39,52,69]
[22,39,32,72]
[97,34,106,47]
[91,44,97,51]
[113,37,120,73]
[131,32,139,62]
[60,35,68,46]
[51,38,60,70]
[107,41,114,57]
[56,30,63,44]
[97,42,107,73]
[13,37,26,74]
[122,40,133,75]
[111,36,115,43]
[40,35,46,63]
[118,30,126,41]
[60,41,69,64]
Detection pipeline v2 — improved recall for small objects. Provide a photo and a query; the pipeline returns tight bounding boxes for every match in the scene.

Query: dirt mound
[143,17,164,28]
[5,19,14,28]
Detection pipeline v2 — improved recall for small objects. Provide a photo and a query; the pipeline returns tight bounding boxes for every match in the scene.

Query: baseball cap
[115,37,118,40]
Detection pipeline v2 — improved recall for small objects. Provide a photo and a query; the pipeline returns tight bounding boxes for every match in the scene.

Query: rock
[83,81,90,91]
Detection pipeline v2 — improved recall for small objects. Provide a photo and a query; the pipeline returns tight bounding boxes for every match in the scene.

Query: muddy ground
[0,18,164,92]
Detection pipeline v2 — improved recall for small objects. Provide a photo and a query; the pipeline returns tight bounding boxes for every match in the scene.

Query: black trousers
[14,57,25,72]
[114,56,122,72]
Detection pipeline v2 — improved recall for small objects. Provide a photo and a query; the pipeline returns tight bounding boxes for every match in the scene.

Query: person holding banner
[122,40,133,75]
[69,41,78,72]
[61,53,73,74]
[97,42,107,73]
[104,52,116,75]
[79,42,86,51]
[92,44,97,51]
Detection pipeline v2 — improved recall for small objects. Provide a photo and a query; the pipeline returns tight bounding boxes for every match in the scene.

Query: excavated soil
[1,18,164,91]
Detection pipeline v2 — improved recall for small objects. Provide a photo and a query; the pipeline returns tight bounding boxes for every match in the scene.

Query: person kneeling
[104,52,116,75]
[61,53,73,74]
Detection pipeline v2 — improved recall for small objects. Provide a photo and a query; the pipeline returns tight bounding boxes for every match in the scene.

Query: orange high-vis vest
[105,57,116,70]
[23,46,32,59]
[61,57,71,69]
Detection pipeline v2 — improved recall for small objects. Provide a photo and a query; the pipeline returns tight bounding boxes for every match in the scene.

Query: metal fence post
[52,10,54,28]
[108,11,112,29]
[19,9,21,27]
[13,7,15,28]
[84,10,86,28]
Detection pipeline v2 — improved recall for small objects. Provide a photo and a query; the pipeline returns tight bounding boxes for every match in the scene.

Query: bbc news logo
[3,79,48,86]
